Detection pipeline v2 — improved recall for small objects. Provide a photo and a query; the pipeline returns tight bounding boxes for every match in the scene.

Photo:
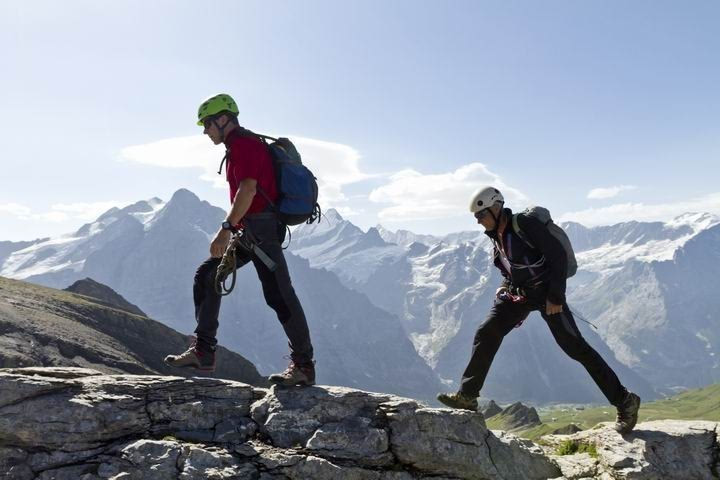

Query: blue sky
[1,0,719,241]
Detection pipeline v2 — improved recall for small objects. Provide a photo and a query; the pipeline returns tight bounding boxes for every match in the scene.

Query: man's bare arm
[226,178,257,225]
[209,178,258,258]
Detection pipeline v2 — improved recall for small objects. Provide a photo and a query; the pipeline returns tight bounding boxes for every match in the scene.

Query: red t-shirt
[224,129,278,217]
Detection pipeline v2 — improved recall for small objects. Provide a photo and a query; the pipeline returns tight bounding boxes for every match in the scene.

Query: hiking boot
[437,391,478,411]
[164,337,216,372]
[614,391,641,434]
[268,360,315,386]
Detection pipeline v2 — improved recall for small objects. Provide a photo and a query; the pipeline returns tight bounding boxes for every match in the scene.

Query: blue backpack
[232,128,321,226]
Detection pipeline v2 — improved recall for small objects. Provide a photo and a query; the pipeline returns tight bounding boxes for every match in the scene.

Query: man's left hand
[546,300,563,316]
[210,230,232,258]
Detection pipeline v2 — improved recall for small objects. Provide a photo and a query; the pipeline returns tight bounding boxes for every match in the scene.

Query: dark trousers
[192,216,314,365]
[460,294,626,406]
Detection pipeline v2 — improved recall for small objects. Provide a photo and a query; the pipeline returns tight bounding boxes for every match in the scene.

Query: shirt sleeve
[516,214,568,305]
[228,138,266,182]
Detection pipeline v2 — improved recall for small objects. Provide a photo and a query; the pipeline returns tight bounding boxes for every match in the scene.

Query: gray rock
[549,453,599,479]
[251,385,398,453]
[543,420,720,479]
[0,368,717,480]
[386,404,560,479]
[306,417,393,465]
[0,447,33,480]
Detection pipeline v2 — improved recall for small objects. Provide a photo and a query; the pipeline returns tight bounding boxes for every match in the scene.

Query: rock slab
[1,367,717,479]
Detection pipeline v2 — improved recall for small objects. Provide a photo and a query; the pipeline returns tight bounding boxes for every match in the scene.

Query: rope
[567,304,599,330]
[214,226,278,296]
[215,234,242,296]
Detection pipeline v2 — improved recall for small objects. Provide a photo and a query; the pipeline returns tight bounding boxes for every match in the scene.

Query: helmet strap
[489,204,504,231]
[212,117,226,141]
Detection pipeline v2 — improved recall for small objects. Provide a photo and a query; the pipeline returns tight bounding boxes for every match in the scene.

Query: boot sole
[164,359,216,373]
[439,404,477,411]
[437,396,477,411]
[268,379,315,387]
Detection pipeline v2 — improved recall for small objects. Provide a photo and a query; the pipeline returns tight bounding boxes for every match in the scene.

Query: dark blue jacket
[485,208,568,304]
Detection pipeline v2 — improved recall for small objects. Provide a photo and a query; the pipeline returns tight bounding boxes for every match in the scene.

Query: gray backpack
[511,206,577,278]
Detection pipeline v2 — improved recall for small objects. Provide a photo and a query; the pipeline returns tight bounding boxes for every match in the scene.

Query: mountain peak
[322,208,345,223]
[64,277,147,317]
[169,188,201,205]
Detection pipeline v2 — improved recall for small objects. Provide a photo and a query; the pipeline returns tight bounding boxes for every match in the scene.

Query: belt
[244,212,277,220]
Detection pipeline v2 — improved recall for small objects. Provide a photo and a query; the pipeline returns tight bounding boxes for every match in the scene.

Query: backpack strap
[511,213,536,249]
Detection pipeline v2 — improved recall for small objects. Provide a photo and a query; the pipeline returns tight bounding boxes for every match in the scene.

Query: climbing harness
[215,225,277,296]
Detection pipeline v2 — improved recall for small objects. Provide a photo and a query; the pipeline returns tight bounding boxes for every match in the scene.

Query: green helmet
[197,93,239,126]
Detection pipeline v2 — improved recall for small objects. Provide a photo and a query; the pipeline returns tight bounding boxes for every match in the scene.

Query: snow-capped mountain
[568,217,720,392]
[290,208,719,403]
[563,212,718,274]
[1,198,166,284]
[0,190,440,401]
[5,194,718,405]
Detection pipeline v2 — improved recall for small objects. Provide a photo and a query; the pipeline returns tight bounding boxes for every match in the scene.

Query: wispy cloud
[289,136,375,206]
[0,201,123,223]
[50,202,125,221]
[0,203,32,217]
[368,162,529,221]
[119,134,375,209]
[587,185,637,200]
[119,135,226,188]
[560,192,720,227]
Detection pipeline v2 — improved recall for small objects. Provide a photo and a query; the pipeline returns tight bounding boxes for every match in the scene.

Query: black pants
[459,294,626,406]
[192,216,314,365]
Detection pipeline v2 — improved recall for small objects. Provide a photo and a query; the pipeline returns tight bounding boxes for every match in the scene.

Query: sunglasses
[474,208,492,220]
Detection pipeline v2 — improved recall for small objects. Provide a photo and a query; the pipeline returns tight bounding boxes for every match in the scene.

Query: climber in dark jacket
[437,186,641,434]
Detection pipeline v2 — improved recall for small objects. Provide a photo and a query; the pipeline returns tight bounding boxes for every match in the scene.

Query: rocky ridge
[0,276,265,386]
[1,367,717,480]
[64,277,147,317]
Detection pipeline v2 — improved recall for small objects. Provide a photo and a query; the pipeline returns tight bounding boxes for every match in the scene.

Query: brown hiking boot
[437,391,478,411]
[164,337,216,372]
[268,359,315,386]
[614,391,641,434]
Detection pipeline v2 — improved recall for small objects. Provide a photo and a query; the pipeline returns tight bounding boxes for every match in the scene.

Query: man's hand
[546,300,563,316]
[210,229,232,258]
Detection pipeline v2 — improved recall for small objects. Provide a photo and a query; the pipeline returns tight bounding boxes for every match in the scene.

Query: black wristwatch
[221,221,234,231]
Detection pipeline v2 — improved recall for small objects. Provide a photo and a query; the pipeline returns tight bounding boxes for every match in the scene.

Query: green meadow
[486,383,720,441]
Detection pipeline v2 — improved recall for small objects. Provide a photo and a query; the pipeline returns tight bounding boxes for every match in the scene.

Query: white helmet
[469,187,504,213]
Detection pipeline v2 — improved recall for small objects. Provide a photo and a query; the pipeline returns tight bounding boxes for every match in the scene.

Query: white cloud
[119,134,374,207]
[560,192,720,227]
[290,136,374,206]
[587,185,637,200]
[0,203,32,217]
[0,201,124,223]
[368,162,529,221]
[332,206,363,218]
[33,212,69,223]
[50,202,124,221]
[120,135,227,189]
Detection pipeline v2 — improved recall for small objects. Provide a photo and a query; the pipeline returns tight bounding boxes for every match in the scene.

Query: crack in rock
[483,430,505,480]
[711,424,719,479]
